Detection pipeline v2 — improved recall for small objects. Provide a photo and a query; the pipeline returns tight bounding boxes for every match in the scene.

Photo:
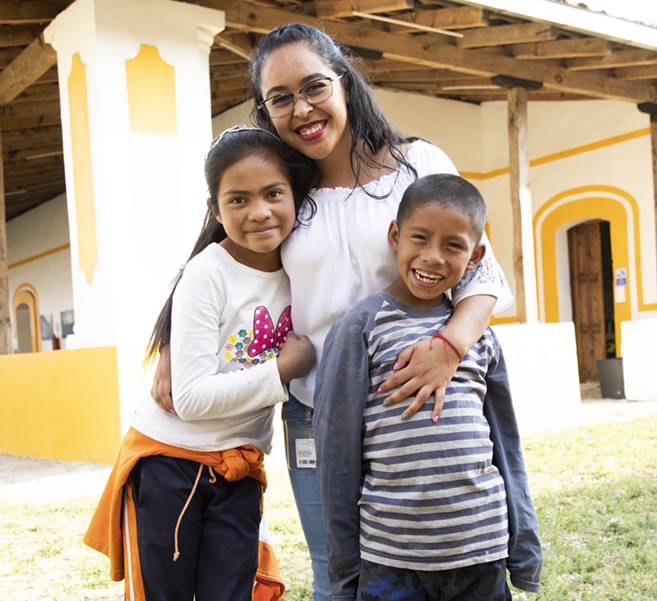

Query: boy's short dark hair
[396,174,487,245]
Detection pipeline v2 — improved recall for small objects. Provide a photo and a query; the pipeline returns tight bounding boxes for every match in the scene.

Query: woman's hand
[378,294,496,421]
[151,345,175,414]
[378,338,459,421]
[277,332,316,384]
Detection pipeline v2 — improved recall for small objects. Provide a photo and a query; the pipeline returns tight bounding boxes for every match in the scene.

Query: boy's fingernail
[169,409,177,415]
[401,413,409,421]
[377,387,382,393]
[393,363,398,370]
[432,415,439,423]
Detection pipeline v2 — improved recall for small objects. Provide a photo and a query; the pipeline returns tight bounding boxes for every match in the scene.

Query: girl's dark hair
[249,22,417,193]
[145,127,318,361]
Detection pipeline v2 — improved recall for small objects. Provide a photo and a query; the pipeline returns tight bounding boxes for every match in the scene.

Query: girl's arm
[377,294,495,421]
[150,333,315,417]
[158,256,314,421]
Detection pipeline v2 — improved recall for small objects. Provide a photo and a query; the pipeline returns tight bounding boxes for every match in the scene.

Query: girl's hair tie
[206,125,281,157]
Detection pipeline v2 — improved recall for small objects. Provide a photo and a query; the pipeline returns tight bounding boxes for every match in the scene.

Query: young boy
[313,174,542,601]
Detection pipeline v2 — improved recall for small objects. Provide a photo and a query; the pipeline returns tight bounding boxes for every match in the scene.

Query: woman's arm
[151,345,174,413]
[377,294,495,420]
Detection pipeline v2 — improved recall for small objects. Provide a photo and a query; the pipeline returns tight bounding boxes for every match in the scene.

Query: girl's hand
[151,345,175,414]
[277,332,316,384]
[377,338,459,421]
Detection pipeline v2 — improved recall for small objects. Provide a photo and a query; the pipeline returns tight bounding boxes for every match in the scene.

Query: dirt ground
[2,393,657,505]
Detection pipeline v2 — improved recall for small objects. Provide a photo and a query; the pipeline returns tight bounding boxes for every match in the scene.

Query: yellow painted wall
[0,347,122,464]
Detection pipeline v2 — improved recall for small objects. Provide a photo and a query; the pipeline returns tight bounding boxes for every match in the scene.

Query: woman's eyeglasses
[257,74,345,119]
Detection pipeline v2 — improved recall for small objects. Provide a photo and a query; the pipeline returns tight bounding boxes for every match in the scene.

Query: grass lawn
[1,413,655,600]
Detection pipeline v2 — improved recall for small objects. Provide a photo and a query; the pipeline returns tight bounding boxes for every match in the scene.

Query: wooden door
[568,222,606,382]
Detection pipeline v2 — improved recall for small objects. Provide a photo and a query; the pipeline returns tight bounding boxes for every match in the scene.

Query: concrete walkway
[2,396,657,505]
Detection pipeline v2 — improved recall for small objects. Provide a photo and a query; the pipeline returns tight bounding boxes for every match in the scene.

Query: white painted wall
[621,318,657,400]
[493,322,581,430]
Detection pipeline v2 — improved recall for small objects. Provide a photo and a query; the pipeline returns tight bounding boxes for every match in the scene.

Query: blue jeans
[282,395,331,601]
[357,559,512,601]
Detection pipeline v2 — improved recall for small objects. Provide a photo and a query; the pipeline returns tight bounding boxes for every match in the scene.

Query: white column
[44,0,224,427]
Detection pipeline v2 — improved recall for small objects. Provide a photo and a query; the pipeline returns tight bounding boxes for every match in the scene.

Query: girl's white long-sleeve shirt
[131,244,289,454]
[281,139,513,407]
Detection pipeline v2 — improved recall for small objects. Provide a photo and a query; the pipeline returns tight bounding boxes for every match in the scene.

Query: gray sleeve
[484,331,543,593]
[314,308,372,601]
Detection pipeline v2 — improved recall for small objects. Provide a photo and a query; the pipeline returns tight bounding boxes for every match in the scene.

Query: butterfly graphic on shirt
[247,305,292,357]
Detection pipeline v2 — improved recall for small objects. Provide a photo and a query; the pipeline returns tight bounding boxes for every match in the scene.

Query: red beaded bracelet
[429,331,463,366]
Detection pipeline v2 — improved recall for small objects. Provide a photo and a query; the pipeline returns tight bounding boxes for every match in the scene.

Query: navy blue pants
[131,455,261,601]
[357,558,512,601]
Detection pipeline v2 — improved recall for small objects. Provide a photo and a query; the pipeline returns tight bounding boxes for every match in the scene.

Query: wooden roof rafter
[0,0,656,221]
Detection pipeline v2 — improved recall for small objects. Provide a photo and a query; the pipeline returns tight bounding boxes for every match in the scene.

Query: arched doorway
[534,186,637,384]
[12,286,41,353]
[567,220,615,382]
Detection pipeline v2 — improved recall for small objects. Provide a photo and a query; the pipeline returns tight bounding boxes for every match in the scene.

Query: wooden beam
[638,102,657,286]
[0,111,61,130]
[506,86,538,323]
[192,1,657,103]
[366,68,443,83]
[0,25,44,48]
[208,48,249,66]
[385,6,490,36]
[511,37,609,60]
[1,98,61,118]
[353,11,464,38]
[403,6,489,30]
[214,34,251,60]
[458,22,557,49]
[651,113,657,289]
[567,49,657,71]
[0,0,64,24]
[614,64,657,81]
[0,34,57,105]
[4,143,62,160]
[492,74,543,91]
[0,127,11,354]
[210,85,251,102]
[315,0,413,19]
[0,46,24,68]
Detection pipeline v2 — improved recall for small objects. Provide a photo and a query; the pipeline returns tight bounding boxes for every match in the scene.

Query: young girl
[84,126,318,601]
[153,23,514,601]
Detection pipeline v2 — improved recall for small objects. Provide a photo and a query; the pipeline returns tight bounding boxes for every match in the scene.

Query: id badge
[283,418,316,469]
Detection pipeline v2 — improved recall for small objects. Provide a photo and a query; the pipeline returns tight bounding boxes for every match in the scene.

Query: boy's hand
[277,332,316,384]
[378,339,458,421]
[151,345,175,414]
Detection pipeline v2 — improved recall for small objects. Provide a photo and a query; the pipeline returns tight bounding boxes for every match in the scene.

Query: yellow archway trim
[12,283,41,352]
[534,185,656,351]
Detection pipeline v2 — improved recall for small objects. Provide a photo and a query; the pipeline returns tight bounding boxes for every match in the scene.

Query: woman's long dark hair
[249,22,417,193]
[145,127,318,362]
